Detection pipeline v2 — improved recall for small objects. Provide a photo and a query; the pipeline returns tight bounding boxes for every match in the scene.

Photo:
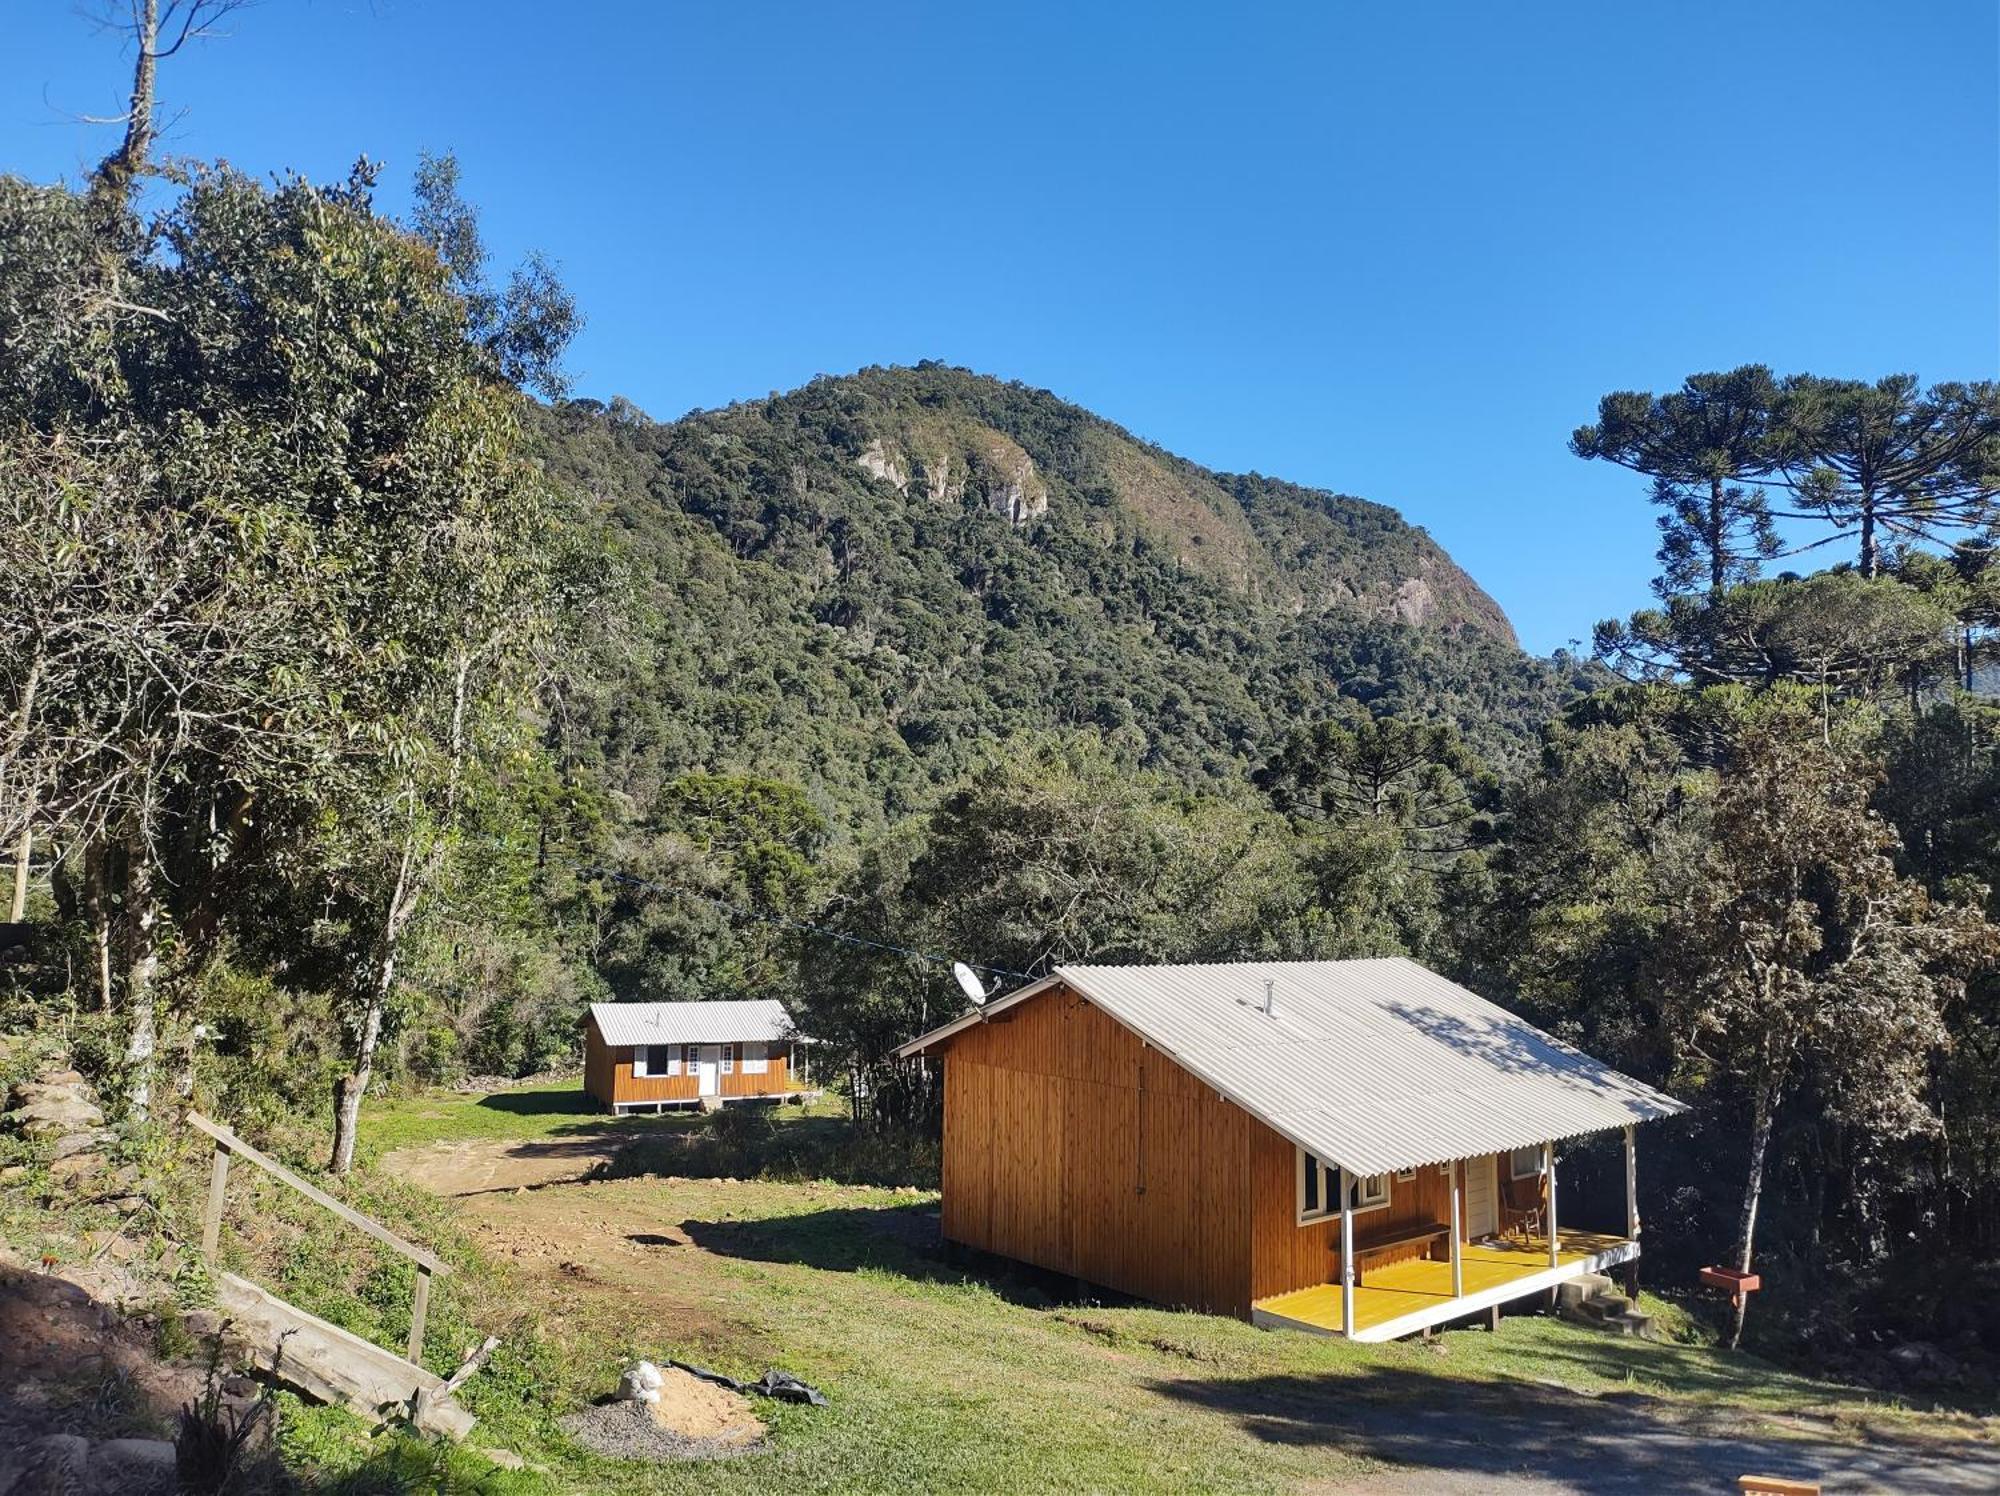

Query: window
[631,1045,649,1078]
[1353,1173,1391,1211]
[722,1043,736,1075]
[683,1043,698,1073]
[1297,1150,1391,1224]
[1509,1145,1545,1181]
[742,1041,768,1075]
[1394,1168,1417,1183]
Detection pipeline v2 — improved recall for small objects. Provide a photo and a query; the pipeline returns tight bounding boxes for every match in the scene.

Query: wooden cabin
[584,999,806,1113]
[896,958,1685,1342]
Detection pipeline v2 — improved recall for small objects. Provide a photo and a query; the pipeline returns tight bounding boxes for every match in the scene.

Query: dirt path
[381,1130,634,1197]
[396,1137,1998,1495]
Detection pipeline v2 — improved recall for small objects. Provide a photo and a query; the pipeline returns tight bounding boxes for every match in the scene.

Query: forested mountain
[533,363,1591,835]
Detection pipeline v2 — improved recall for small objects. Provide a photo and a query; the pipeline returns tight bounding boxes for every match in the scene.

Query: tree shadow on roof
[1381,1000,1663,1099]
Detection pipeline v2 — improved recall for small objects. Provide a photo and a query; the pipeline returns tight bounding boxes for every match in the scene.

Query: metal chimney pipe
[1263,978,1275,1016]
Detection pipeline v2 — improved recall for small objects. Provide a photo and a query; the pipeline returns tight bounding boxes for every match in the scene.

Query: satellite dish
[952,961,988,1006]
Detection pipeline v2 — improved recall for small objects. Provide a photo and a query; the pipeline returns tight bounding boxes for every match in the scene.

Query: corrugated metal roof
[590,999,796,1048]
[900,959,1686,1176]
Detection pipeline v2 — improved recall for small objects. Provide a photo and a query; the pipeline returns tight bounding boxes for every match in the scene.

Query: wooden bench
[1345,1221,1451,1284]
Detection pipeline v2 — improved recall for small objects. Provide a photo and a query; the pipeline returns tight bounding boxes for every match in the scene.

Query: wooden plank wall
[583,1021,616,1107]
[939,986,1253,1316]
[584,1030,793,1107]
[722,1051,791,1098]
[1248,1143,1509,1301]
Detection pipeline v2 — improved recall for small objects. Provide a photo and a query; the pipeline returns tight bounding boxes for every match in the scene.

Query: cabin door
[1463,1155,1499,1240]
[696,1046,721,1096]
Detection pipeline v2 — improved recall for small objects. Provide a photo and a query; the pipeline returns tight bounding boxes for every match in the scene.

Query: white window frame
[1393,1167,1417,1183]
[742,1040,768,1075]
[683,1043,698,1074]
[631,1045,649,1078]
[721,1042,736,1075]
[1351,1171,1391,1213]
[1509,1145,1544,1181]
[1297,1149,1391,1225]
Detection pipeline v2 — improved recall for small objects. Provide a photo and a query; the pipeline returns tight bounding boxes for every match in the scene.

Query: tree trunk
[123,831,160,1119]
[94,0,159,202]
[1858,497,1878,579]
[85,841,114,1012]
[7,821,27,922]
[1729,1082,1778,1350]
[329,845,417,1175]
[1708,477,1728,597]
[328,982,385,1175]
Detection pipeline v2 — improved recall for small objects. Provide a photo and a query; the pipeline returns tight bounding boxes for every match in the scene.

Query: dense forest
[5,18,2000,1394]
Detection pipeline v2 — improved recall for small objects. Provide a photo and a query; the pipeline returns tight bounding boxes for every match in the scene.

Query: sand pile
[560,1366,766,1462]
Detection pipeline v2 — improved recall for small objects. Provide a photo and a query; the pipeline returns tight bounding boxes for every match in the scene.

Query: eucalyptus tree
[1572,366,1782,599]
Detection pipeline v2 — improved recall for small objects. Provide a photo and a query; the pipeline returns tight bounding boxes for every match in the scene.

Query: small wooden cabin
[897,958,1685,1342]
[584,1000,805,1113]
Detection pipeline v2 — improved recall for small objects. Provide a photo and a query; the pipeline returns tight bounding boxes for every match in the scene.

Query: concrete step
[1555,1273,1615,1311]
[1576,1292,1634,1320]
[1612,1310,1654,1336]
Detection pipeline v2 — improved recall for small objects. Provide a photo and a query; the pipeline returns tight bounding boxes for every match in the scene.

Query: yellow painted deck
[1254,1229,1632,1337]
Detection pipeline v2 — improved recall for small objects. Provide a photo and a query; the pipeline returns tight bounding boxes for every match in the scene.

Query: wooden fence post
[202,1141,231,1264]
[408,1264,433,1365]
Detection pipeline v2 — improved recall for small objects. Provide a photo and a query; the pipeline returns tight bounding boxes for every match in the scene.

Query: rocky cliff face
[832,366,1518,646]
[856,425,1049,526]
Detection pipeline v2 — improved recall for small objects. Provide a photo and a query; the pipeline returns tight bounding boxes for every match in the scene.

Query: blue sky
[7,2,1996,653]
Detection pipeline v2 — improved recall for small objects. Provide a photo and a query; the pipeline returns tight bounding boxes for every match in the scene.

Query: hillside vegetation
[534,364,1590,834]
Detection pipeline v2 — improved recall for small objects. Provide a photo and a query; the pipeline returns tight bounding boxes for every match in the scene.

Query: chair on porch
[1499,1170,1548,1246]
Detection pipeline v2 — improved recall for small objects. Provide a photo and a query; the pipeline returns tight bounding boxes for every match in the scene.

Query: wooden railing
[187,1110,452,1365]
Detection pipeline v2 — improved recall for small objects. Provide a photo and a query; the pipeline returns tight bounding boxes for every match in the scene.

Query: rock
[53,1129,115,1160]
[87,1437,177,1493]
[1887,1340,1957,1380]
[7,1095,106,1136]
[10,1434,90,1494]
[84,1231,139,1263]
[48,1151,108,1182]
[0,1164,28,1181]
[618,1359,665,1403]
[476,1447,526,1470]
[38,1068,86,1087]
[183,1308,226,1339]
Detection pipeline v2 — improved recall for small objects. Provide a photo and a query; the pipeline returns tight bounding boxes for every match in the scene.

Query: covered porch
[1253,1227,1637,1342]
[1255,1122,1647,1343]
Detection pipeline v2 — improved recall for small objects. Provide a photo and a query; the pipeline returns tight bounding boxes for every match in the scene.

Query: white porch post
[1624,1124,1639,1241]
[1448,1160,1464,1299]
[1544,1141,1559,1267]
[1339,1167,1356,1336]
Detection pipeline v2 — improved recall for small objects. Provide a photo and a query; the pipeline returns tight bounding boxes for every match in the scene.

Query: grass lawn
[224,1083,1993,1493]
[358,1077,715,1158]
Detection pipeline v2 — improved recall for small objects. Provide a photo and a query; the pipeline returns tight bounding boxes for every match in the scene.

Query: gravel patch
[559,1400,768,1464]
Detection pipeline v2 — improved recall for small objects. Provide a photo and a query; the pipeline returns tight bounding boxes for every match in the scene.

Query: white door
[1463,1155,1499,1240]
[697,1045,721,1096]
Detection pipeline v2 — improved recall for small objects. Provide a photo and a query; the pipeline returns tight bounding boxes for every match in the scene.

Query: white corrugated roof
[590,999,797,1048]
[897,959,1685,1176]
